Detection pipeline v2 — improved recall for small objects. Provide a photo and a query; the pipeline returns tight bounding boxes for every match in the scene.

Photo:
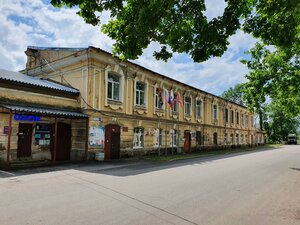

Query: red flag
[177,92,183,107]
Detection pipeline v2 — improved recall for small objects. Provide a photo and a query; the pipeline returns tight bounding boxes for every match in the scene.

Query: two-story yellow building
[18,46,262,160]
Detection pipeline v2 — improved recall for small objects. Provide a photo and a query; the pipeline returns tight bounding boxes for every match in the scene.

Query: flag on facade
[157,87,164,107]
[177,92,183,107]
[168,90,174,107]
[164,89,169,103]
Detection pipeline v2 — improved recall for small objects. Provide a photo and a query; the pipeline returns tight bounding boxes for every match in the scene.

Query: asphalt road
[0,145,300,225]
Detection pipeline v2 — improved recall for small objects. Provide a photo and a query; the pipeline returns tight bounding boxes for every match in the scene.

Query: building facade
[20,46,264,160]
[0,69,88,167]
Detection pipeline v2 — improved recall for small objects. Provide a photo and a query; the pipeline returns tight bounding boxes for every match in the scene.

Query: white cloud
[204,0,226,20]
[0,0,257,95]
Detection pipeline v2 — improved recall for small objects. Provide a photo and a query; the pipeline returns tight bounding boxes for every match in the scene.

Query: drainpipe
[85,117,89,161]
[53,117,58,162]
[6,110,12,169]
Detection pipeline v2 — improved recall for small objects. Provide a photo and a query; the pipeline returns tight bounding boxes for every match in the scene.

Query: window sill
[107,99,122,105]
[155,108,164,112]
[135,105,147,110]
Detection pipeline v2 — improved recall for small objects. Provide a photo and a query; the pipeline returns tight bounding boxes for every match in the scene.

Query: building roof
[27,46,87,52]
[1,104,88,118]
[0,69,79,94]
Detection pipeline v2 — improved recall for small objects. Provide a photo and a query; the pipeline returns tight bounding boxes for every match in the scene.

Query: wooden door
[183,131,191,153]
[50,122,71,161]
[17,123,33,158]
[104,125,120,160]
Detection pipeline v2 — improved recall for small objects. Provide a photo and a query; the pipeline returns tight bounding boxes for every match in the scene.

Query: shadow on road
[0,146,283,179]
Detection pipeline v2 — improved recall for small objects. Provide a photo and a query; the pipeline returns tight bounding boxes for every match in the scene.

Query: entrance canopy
[1,104,88,119]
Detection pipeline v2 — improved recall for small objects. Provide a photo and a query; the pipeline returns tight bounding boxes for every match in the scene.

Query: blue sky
[0,0,258,96]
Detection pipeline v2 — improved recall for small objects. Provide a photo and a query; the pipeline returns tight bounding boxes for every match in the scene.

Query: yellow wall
[23,47,259,156]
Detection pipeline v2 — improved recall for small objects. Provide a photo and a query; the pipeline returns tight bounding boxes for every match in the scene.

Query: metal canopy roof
[1,104,88,118]
[0,69,79,94]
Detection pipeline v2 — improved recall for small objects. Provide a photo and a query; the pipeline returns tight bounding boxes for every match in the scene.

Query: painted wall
[23,47,259,157]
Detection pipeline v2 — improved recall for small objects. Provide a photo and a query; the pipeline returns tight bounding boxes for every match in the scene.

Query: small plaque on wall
[122,127,128,132]
[3,126,10,135]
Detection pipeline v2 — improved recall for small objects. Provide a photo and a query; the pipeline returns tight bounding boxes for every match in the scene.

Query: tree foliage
[221,83,246,106]
[242,43,300,117]
[50,0,300,62]
[264,101,299,143]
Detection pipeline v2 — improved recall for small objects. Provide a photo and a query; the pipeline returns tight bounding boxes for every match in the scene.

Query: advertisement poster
[89,126,105,146]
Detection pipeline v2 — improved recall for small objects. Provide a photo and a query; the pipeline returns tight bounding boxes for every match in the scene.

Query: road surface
[0,145,300,225]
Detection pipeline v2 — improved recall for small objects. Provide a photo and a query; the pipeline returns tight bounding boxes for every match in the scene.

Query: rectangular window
[246,115,249,127]
[231,134,234,144]
[107,73,120,101]
[224,133,228,144]
[213,104,218,120]
[236,134,239,144]
[155,88,163,109]
[230,110,234,124]
[196,131,202,145]
[196,100,202,118]
[136,82,145,106]
[225,109,229,123]
[171,129,179,146]
[185,97,191,116]
[172,93,178,113]
[154,128,163,147]
[213,132,218,145]
[241,114,244,126]
[236,112,239,124]
[133,127,144,147]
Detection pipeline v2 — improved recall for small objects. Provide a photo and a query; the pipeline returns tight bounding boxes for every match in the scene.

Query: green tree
[241,43,300,118]
[221,83,246,106]
[50,0,300,62]
[266,101,299,143]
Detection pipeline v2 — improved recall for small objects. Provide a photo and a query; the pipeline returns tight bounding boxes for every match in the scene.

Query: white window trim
[134,77,148,109]
[153,128,163,147]
[184,95,192,116]
[211,103,219,122]
[170,129,178,147]
[195,97,203,119]
[133,127,144,148]
[105,67,124,106]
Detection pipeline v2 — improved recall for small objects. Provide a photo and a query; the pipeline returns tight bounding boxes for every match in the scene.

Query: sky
[0,0,258,96]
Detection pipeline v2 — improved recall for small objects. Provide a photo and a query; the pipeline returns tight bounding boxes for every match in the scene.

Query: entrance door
[104,125,120,160]
[50,122,71,161]
[183,131,191,153]
[17,123,33,158]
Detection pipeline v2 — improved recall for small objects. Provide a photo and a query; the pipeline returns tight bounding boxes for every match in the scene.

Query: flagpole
[158,113,160,157]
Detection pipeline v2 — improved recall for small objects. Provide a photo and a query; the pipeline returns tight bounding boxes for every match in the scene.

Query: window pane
[107,82,112,99]
[140,91,144,105]
[113,83,120,100]
[112,74,119,82]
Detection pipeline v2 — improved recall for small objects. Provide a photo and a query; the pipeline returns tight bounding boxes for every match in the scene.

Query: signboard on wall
[89,126,105,146]
[3,126,10,135]
[14,114,41,122]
